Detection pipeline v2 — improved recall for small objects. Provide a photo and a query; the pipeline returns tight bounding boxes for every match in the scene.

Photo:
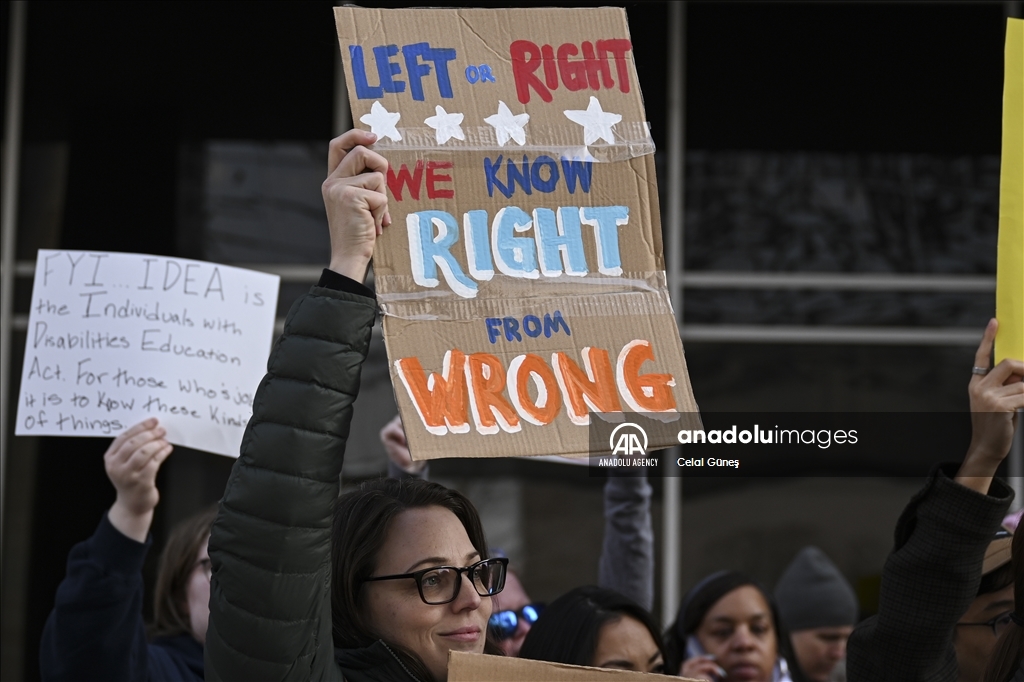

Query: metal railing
[3,260,994,346]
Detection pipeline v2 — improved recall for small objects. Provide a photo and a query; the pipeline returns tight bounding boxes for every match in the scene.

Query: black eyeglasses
[956,612,1014,638]
[488,603,544,640]
[364,557,508,605]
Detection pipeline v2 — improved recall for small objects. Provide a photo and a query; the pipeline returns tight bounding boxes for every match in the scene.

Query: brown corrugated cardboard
[448,652,697,682]
[335,7,698,460]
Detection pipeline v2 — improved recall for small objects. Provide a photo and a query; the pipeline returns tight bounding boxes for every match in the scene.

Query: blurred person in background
[1004,510,1022,533]
[39,418,212,681]
[380,413,656,657]
[846,319,1023,681]
[957,531,1016,681]
[518,585,666,673]
[665,571,797,682]
[774,547,858,682]
[482,566,541,658]
[984,527,1024,681]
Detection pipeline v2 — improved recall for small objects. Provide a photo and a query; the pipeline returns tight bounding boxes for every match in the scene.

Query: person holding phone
[665,571,797,682]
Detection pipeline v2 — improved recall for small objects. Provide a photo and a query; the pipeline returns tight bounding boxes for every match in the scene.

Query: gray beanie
[774,546,858,632]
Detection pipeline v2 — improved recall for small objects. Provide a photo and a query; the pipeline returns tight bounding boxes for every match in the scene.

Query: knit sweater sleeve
[846,465,1014,682]
[39,514,167,681]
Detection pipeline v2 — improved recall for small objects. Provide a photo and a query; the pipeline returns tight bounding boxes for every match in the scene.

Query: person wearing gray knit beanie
[775,547,858,682]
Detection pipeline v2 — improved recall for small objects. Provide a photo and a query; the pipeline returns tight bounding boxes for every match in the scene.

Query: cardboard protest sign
[15,251,279,457]
[448,652,693,682]
[997,17,1024,364]
[335,7,699,460]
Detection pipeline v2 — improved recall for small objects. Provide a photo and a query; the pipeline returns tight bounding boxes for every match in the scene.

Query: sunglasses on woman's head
[487,603,544,640]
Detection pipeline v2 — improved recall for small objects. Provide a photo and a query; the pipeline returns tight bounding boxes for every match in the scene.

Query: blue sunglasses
[488,603,544,640]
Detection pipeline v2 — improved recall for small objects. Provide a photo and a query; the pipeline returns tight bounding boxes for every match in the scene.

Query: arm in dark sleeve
[598,474,654,611]
[205,285,376,682]
[39,514,152,682]
[317,267,373,298]
[846,465,1014,682]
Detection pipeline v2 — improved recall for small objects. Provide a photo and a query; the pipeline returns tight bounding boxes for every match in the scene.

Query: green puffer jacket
[205,287,421,682]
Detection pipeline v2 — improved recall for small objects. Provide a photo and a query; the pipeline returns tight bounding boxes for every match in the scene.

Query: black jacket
[335,641,428,682]
[205,284,400,681]
[846,464,1014,681]
[39,514,204,682]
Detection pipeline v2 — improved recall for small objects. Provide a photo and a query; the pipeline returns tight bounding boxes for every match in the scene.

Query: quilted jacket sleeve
[205,287,376,682]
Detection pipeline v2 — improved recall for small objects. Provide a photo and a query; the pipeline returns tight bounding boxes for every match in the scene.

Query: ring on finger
[972,366,990,376]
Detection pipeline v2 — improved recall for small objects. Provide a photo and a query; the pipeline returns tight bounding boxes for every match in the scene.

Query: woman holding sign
[205,130,504,682]
[40,419,212,681]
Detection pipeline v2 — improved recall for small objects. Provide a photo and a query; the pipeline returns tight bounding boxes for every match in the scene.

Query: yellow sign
[997,18,1024,364]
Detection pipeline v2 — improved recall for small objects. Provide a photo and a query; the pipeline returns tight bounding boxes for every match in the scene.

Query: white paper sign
[15,250,280,458]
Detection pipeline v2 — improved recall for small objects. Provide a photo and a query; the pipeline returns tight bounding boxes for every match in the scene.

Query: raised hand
[956,318,1024,494]
[104,418,174,542]
[322,129,391,282]
[380,414,426,475]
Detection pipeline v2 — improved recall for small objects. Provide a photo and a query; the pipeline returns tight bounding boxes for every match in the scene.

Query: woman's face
[363,506,492,682]
[592,614,665,673]
[790,626,853,682]
[694,585,777,682]
[186,537,211,645]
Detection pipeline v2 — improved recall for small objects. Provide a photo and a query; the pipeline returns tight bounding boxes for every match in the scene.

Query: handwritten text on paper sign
[16,251,279,458]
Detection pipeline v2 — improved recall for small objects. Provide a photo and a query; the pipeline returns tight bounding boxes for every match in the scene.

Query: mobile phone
[685,635,709,659]
[684,637,724,682]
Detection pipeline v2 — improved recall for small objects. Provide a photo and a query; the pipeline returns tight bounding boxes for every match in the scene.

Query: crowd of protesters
[38,130,1024,681]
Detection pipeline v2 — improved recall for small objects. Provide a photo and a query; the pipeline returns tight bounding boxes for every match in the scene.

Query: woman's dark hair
[518,585,665,669]
[150,505,218,639]
[984,529,1023,682]
[330,477,501,682]
[664,571,800,679]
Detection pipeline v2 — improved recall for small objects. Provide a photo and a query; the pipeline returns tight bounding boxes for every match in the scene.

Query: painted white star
[563,96,622,146]
[424,106,465,145]
[483,100,530,147]
[359,101,402,142]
